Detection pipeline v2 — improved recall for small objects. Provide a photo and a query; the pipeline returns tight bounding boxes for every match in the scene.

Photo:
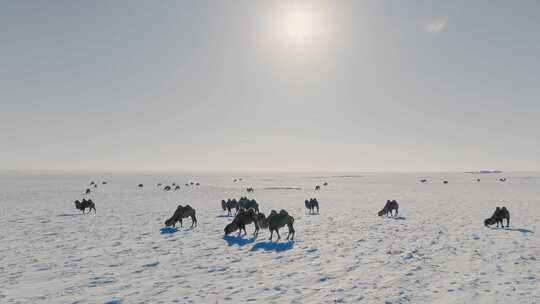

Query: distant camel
[157,183,162,187]
[323,182,328,186]
[196,182,200,186]
[259,210,295,241]
[102,181,107,185]
[238,197,259,213]
[420,179,427,183]
[94,184,97,188]
[163,185,171,191]
[90,181,95,186]
[315,185,321,191]
[172,182,176,186]
[138,184,144,188]
[190,182,194,185]
[443,181,448,184]
[85,188,91,195]
[378,200,399,217]
[174,185,181,191]
[246,187,254,193]
[305,198,319,214]
[165,205,197,228]
[185,183,189,187]
[477,179,481,182]
[74,199,96,214]
[224,208,259,236]
[221,199,240,216]
[499,178,507,182]
[233,179,238,183]
[484,206,510,228]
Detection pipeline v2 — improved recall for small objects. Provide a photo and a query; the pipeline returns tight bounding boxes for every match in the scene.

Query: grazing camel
[165,205,197,228]
[74,199,96,214]
[315,185,321,191]
[221,199,240,216]
[378,200,399,217]
[484,206,510,228]
[224,208,260,236]
[262,210,295,241]
[305,198,319,214]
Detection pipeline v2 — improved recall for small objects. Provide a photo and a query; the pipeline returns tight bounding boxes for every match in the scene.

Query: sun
[274,4,322,49]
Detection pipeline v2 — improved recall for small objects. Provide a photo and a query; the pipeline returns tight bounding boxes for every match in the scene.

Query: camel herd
[73,178,514,243]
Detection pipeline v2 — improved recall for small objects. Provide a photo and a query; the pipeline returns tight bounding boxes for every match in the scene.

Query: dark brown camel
[224,208,260,236]
[165,205,197,228]
[74,199,96,214]
[378,200,399,217]
[305,198,319,214]
[260,210,295,241]
[484,206,510,228]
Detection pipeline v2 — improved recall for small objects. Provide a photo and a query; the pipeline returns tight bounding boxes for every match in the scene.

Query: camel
[85,188,91,195]
[323,182,328,186]
[305,198,319,214]
[90,181,95,186]
[174,185,181,191]
[315,185,321,190]
[499,178,507,182]
[196,182,200,186]
[378,200,399,217]
[443,181,448,184]
[224,208,260,236]
[259,210,295,241]
[102,181,107,185]
[163,185,171,191]
[238,197,259,213]
[138,184,144,188]
[484,206,510,228]
[74,199,96,214]
[420,179,427,183]
[165,205,197,228]
[477,178,481,182]
[157,183,162,187]
[221,199,240,216]
[246,187,254,193]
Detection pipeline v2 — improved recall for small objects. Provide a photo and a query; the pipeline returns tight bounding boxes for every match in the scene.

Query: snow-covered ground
[0,171,538,303]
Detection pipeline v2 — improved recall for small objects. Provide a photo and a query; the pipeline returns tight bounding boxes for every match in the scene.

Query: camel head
[164,218,176,227]
[224,222,238,235]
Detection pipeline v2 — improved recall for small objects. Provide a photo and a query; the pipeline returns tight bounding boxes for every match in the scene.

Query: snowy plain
[0,171,538,303]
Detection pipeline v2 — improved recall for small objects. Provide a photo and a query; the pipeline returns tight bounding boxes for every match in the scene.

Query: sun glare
[274,4,323,50]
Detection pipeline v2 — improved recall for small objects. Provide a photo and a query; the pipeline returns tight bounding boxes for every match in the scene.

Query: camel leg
[317,206,319,214]
[506,216,510,228]
[276,229,281,240]
[179,219,183,228]
[269,229,273,241]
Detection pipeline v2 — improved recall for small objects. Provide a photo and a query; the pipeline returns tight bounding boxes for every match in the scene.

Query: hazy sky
[1,1,539,172]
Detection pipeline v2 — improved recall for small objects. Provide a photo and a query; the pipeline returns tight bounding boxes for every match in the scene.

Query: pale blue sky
[1,1,539,172]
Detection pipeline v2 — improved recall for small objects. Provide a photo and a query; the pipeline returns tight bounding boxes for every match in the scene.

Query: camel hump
[279,209,289,215]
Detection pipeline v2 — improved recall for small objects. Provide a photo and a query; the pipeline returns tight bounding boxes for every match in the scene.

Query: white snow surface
[0,171,539,303]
